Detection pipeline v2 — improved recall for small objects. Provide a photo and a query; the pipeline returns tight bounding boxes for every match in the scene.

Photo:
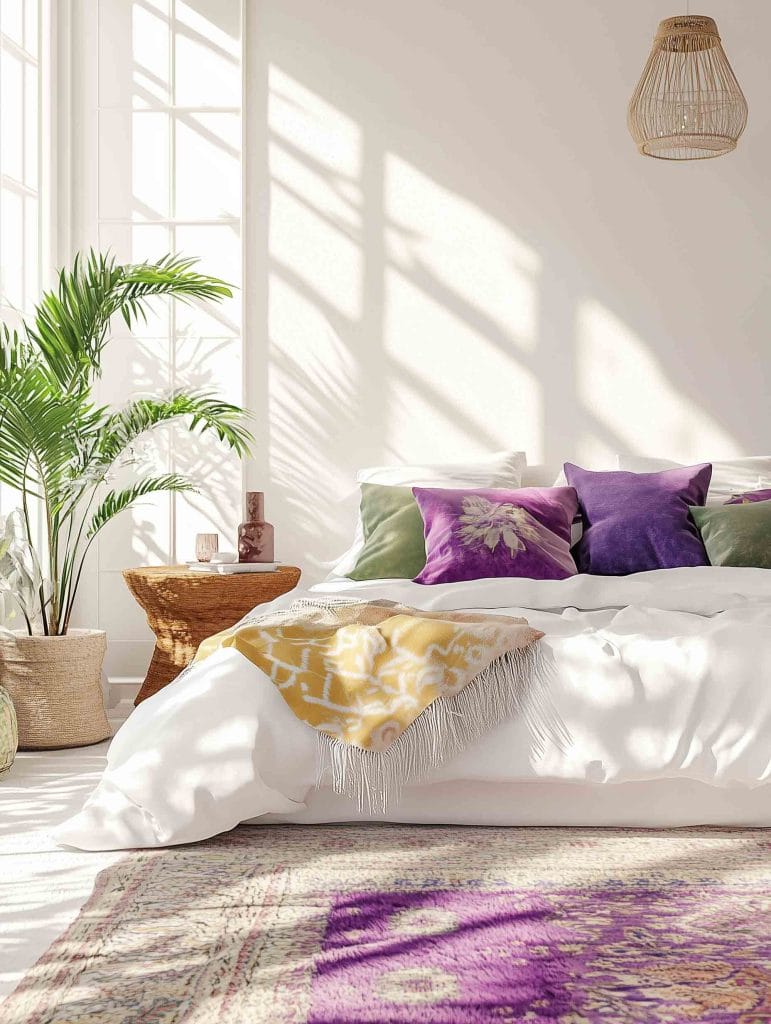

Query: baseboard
[103,640,153,681]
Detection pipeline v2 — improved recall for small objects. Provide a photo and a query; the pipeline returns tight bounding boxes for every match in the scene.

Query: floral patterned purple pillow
[725,488,771,505]
[412,486,579,585]
[564,462,712,575]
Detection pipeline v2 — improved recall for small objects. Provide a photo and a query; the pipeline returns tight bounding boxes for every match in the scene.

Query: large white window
[94,0,243,571]
[0,0,51,525]
[0,0,47,320]
[78,0,243,672]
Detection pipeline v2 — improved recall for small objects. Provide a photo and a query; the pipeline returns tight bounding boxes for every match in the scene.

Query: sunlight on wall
[270,144,360,232]
[269,273,359,547]
[385,155,540,354]
[576,299,741,463]
[269,66,361,178]
[267,66,366,572]
[269,66,362,320]
[574,432,618,473]
[384,156,543,463]
[270,184,362,321]
[265,68,548,573]
[385,267,542,462]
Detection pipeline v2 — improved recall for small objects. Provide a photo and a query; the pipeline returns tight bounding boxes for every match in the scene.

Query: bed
[57,565,771,850]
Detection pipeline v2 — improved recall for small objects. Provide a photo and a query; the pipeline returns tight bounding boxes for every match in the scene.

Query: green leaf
[23,250,233,391]
[87,475,196,538]
[0,355,90,498]
[98,391,253,466]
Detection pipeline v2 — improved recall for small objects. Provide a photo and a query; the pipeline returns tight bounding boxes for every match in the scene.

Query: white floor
[0,701,133,1000]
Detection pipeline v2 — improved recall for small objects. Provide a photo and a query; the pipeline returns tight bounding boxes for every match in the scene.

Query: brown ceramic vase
[237,491,275,563]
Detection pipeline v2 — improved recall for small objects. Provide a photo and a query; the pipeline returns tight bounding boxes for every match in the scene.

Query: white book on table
[185,561,280,574]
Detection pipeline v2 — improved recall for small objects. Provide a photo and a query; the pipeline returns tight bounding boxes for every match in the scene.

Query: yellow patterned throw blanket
[195,599,556,811]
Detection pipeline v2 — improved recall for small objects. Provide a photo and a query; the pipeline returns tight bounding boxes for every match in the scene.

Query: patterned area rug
[3,825,770,1023]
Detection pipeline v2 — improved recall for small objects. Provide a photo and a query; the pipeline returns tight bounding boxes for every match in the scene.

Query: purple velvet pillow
[412,486,579,585]
[564,462,712,575]
[725,488,771,505]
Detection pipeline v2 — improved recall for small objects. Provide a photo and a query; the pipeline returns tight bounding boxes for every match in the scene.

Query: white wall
[67,0,771,674]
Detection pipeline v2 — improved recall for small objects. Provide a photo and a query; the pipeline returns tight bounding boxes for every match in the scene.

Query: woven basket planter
[0,630,111,750]
[0,685,17,777]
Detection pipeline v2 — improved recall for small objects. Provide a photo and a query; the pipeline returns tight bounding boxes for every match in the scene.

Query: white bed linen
[57,567,771,850]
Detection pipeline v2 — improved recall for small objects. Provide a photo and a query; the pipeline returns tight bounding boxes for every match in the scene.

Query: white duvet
[57,567,771,849]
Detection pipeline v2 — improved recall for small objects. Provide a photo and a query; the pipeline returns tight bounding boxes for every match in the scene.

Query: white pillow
[330,451,527,578]
[616,454,771,505]
[356,451,526,488]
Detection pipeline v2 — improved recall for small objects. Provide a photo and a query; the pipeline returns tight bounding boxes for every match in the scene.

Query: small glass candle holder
[195,533,219,563]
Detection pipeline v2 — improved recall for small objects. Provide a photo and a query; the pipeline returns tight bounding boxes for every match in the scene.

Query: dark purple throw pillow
[564,462,712,575]
[412,486,579,585]
[725,488,771,505]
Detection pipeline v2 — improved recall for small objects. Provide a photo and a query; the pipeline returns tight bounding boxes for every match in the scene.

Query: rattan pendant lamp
[628,10,748,160]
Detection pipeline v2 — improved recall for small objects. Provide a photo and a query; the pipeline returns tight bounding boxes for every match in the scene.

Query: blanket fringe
[315,643,569,814]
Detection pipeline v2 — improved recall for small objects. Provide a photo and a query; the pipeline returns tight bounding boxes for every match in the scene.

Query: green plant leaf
[98,391,253,465]
[24,250,234,390]
[87,475,196,538]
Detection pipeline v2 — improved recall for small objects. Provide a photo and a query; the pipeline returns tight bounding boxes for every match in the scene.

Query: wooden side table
[123,565,301,705]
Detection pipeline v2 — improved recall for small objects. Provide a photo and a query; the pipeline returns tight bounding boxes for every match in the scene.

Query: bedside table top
[122,564,302,617]
[124,564,301,583]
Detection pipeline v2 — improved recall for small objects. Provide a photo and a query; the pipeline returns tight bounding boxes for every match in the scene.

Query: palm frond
[98,391,253,464]
[0,360,91,498]
[0,321,29,373]
[87,474,196,539]
[25,251,124,389]
[24,250,233,389]
[120,253,233,305]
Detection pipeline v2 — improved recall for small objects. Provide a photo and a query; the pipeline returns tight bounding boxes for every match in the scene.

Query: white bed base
[258,778,771,828]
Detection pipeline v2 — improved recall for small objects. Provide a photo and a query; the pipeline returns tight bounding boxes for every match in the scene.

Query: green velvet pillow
[690,501,771,569]
[348,483,427,581]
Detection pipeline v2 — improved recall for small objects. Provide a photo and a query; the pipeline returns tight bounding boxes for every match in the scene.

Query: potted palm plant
[0,251,252,749]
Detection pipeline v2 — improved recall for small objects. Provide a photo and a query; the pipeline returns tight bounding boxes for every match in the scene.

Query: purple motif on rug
[308,889,567,1023]
[307,887,771,1023]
